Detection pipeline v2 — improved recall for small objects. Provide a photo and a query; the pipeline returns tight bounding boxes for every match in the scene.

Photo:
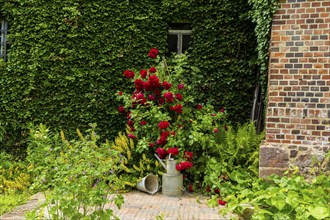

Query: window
[167,23,192,55]
[0,17,9,61]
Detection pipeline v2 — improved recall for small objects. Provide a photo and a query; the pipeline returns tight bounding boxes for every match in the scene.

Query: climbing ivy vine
[248,0,279,96]
[0,0,277,153]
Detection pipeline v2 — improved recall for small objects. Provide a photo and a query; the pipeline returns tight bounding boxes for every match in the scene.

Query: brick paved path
[1,191,232,220]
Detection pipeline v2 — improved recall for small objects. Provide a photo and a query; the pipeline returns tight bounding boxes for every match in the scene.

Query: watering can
[154,154,183,197]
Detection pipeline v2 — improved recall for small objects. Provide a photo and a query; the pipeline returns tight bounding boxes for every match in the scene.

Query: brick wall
[260,0,330,176]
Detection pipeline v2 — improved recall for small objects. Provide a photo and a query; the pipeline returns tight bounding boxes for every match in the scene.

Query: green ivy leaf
[270,194,286,211]
[285,191,299,209]
[308,206,330,220]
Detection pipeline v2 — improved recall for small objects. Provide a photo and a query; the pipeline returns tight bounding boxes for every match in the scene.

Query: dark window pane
[182,35,191,53]
[0,18,9,61]
[167,34,178,55]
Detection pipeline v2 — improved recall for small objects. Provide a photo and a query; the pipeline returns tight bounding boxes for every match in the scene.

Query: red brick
[312,2,321,7]
[301,3,311,8]
[316,8,325,13]
[322,132,330,136]
[322,2,330,7]
[306,8,316,13]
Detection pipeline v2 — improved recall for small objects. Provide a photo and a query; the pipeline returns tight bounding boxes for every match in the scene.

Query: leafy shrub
[0,151,30,216]
[26,124,124,219]
[0,151,30,194]
[117,50,227,187]
[221,172,330,220]
[0,192,30,216]
[202,121,263,195]
[203,130,330,220]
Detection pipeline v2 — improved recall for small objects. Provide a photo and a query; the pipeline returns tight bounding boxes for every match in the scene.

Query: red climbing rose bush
[116,48,227,173]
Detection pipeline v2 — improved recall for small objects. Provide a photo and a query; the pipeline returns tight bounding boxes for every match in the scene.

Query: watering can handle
[154,154,166,170]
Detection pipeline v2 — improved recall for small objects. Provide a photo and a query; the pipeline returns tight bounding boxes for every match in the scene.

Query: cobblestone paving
[1,191,232,220]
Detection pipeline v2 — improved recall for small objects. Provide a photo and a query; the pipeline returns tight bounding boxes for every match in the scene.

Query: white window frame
[0,17,9,61]
[168,29,192,55]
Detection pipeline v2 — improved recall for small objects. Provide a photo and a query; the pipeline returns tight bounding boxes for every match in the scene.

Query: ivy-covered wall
[0,0,258,151]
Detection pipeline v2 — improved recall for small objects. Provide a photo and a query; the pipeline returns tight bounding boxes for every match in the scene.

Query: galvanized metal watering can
[155,153,183,197]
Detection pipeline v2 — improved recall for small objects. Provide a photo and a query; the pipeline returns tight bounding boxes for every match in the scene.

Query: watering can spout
[154,154,166,170]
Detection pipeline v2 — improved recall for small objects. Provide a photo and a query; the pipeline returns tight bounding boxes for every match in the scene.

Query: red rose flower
[118,106,125,113]
[153,89,161,96]
[164,92,174,103]
[188,184,194,193]
[127,120,134,127]
[134,79,145,91]
[170,104,183,114]
[149,143,155,148]
[118,91,123,96]
[214,128,219,133]
[135,93,146,104]
[219,108,225,113]
[149,66,157,73]
[158,121,170,130]
[157,131,170,146]
[140,120,147,125]
[127,134,136,139]
[140,69,148,78]
[175,93,183,101]
[156,147,168,159]
[158,97,165,105]
[214,188,220,194]
[197,104,203,110]
[176,161,193,171]
[218,200,227,206]
[123,69,134,78]
[167,147,179,156]
[145,75,161,91]
[148,48,159,59]
[178,83,184,90]
[162,81,172,90]
[184,151,193,161]
[175,163,182,171]
[148,94,155,101]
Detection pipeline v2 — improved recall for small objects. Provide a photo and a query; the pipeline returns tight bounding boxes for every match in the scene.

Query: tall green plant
[26,124,124,219]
